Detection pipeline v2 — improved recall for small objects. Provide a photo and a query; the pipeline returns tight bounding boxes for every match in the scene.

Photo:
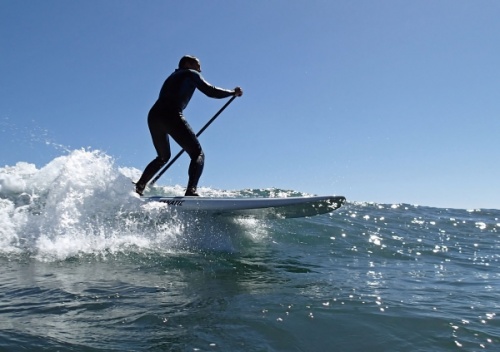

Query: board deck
[142,195,346,219]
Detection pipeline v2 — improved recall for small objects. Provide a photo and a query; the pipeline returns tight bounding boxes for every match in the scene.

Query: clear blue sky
[1,0,499,209]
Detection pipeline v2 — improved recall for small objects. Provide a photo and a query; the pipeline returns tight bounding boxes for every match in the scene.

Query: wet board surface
[142,195,346,219]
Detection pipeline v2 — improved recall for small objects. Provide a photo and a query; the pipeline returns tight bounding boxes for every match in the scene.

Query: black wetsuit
[136,68,234,193]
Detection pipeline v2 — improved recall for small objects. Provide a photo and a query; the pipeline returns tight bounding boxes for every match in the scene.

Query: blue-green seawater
[1,150,498,351]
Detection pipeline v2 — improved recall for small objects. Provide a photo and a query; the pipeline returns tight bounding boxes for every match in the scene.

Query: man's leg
[135,117,171,196]
[169,115,204,196]
[135,157,168,195]
[185,151,204,196]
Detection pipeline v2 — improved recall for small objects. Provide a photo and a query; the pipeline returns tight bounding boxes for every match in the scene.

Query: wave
[0,149,314,261]
[1,149,498,264]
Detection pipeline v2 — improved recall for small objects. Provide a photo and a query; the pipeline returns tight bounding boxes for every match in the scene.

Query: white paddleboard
[142,195,346,219]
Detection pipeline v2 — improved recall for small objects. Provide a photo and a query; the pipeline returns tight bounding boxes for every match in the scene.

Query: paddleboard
[142,195,346,219]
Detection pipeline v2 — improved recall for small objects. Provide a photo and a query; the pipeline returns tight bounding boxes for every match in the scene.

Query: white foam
[0,149,268,261]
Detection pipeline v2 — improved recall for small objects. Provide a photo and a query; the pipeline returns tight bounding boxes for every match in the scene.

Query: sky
[1,0,499,209]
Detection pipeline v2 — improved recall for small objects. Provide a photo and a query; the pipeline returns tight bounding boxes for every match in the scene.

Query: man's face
[188,60,201,72]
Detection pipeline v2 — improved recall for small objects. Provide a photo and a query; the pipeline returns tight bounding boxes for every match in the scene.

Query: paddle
[148,95,237,186]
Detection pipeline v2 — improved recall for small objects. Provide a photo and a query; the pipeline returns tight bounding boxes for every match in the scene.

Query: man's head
[179,55,201,72]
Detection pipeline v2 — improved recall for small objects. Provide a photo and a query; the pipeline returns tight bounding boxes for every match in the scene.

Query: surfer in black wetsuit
[135,55,243,196]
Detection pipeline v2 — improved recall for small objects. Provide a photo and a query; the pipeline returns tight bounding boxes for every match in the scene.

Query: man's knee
[185,145,203,163]
[194,151,204,166]
[153,156,168,167]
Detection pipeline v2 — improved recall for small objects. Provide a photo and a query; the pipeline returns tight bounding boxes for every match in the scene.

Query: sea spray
[0,149,270,261]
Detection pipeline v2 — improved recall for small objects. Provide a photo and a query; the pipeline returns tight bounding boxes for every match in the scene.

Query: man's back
[157,68,233,112]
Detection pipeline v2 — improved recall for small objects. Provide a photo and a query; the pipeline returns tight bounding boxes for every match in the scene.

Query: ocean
[0,149,498,351]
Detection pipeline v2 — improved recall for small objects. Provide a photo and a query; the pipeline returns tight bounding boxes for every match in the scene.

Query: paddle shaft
[149,95,237,185]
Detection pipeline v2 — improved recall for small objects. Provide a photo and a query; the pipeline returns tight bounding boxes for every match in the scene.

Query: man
[135,55,243,196]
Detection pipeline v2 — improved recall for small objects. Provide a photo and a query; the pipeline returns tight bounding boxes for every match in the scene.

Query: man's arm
[191,71,241,98]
